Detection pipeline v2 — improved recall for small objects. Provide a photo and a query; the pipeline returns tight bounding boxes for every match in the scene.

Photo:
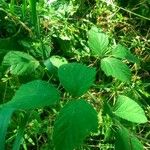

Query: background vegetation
[0,0,150,149]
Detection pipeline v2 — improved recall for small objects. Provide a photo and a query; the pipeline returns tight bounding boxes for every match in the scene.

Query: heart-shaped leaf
[101,57,131,82]
[58,63,96,97]
[53,99,98,150]
[113,95,147,123]
[88,26,109,57]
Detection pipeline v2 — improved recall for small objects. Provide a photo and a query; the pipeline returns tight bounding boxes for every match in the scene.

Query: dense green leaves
[3,51,39,75]
[53,99,98,150]
[101,57,131,82]
[0,80,60,150]
[88,27,109,57]
[115,126,144,150]
[113,95,147,123]
[58,63,96,97]
[5,80,60,110]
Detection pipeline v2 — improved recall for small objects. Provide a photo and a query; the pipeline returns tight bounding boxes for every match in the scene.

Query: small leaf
[3,51,39,75]
[58,63,96,97]
[53,99,98,150]
[101,57,131,82]
[113,95,147,123]
[115,126,144,150]
[44,55,68,74]
[5,80,60,110]
[49,55,68,68]
[112,44,139,64]
[88,26,109,57]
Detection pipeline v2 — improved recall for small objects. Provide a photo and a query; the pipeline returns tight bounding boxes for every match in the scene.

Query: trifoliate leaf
[53,99,98,150]
[88,26,109,57]
[101,57,131,82]
[3,51,39,75]
[113,95,147,123]
[58,63,96,97]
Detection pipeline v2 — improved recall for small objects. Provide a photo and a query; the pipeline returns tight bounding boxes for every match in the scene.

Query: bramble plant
[0,0,149,150]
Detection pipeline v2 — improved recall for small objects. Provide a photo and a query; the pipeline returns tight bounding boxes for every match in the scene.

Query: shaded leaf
[0,107,15,150]
[113,95,147,123]
[58,63,96,97]
[88,26,109,57]
[115,126,144,150]
[3,51,39,75]
[53,99,98,150]
[101,57,131,82]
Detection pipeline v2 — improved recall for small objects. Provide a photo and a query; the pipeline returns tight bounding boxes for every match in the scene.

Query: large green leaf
[3,51,39,75]
[5,80,60,110]
[53,99,98,150]
[112,44,139,64]
[101,57,131,82]
[58,63,96,97]
[113,95,147,123]
[88,26,109,57]
[115,126,144,150]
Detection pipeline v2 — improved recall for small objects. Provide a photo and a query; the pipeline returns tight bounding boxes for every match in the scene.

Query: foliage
[0,0,149,150]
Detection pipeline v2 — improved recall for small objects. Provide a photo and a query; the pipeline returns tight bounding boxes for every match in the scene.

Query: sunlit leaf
[113,95,147,123]
[88,26,109,57]
[101,57,131,82]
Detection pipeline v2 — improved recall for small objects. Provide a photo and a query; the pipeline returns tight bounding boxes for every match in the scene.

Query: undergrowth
[0,0,150,150]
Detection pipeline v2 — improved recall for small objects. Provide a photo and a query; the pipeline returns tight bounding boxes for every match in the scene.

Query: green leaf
[115,126,144,150]
[3,51,39,75]
[0,107,15,150]
[58,63,96,97]
[113,95,147,123]
[112,44,139,64]
[53,99,98,150]
[49,55,68,68]
[88,26,109,57]
[44,55,68,75]
[5,80,60,110]
[101,57,131,82]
